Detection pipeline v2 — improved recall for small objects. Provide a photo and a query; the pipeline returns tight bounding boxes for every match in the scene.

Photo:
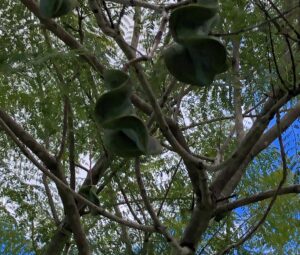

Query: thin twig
[102,0,115,28]
[157,159,182,216]
[212,5,300,37]
[215,184,300,215]
[267,17,288,89]
[75,163,90,172]
[134,158,190,254]
[115,176,143,224]
[96,168,119,193]
[123,10,168,70]
[42,174,60,225]
[56,99,68,160]
[284,36,297,89]
[66,99,76,190]
[148,78,177,129]
[267,0,300,38]
[148,10,168,58]
[117,5,126,28]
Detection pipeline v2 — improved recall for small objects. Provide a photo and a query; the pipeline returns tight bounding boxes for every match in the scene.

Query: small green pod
[94,71,133,126]
[40,0,78,18]
[169,4,218,42]
[95,69,161,157]
[164,43,199,85]
[164,36,227,86]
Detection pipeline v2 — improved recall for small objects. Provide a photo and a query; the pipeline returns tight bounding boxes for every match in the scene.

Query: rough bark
[211,89,295,197]
[221,101,300,198]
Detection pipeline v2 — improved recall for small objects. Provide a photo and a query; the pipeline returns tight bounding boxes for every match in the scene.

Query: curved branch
[0,116,154,233]
[210,89,300,197]
[214,184,300,216]
[42,174,60,225]
[221,100,300,198]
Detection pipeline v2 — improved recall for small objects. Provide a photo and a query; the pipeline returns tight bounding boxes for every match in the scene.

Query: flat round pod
[103,130,144,157]
[40,0,78,18]
[95,69,133,125]
[95,69,162,157]
[94,83,132,125]
[104,115,149,153]
[184,36,228,85]
[197,0,219,5]
[169,4,218,42]
[164,37,227,86]
[53,0,78,18]
[103,69,129,90]
[163,43,199,85]
[103,115,162,157]
[40,0,63,18]
[95,94,133,126]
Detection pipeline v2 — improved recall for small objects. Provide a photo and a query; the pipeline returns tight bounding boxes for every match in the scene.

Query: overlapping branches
[9,0,300,254]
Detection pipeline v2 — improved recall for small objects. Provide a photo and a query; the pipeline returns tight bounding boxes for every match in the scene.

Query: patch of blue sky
[0,244,34,255]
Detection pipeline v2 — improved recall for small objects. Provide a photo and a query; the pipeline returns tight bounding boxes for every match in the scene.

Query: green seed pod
[95,69,161,157]
[78,185,100,215]
[95,70,133,125]
[169,4,218,42]
[164,43,199,85]
[40,0,78,18]
[164,3,228,86]
[164,36,227,86]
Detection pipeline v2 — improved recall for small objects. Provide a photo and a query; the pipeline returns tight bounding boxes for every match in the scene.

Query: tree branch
[67,100,76,190]
[215,184,300,215]
[232,38,245,141]
[210,89,299,197]
[56,99,68,160]
[221,99,300,198]
[217,111,289,254]
[42,174,60,225]
[115,176,143,225]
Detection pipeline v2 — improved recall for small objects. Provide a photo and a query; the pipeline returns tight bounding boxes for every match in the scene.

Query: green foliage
[95,69,161,157]
[0,0,299,254]
[0,211,32,255]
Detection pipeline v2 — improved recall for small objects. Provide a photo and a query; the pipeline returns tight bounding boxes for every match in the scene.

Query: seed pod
[95,70,161,157]
[40,0,78,18]
[164,2,228,86]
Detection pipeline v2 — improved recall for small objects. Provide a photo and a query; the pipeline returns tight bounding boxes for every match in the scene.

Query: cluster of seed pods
[95,70,161,157]
[164,1,228,86]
